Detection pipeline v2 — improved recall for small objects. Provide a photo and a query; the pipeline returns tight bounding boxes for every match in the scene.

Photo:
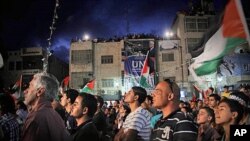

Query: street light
[164,31,173,39]
[83,34,90,40]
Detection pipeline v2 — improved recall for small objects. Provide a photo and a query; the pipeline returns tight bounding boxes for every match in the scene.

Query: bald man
[150,79,198,141]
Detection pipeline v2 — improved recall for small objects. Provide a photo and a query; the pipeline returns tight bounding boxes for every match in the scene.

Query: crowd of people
[0,72,250,141]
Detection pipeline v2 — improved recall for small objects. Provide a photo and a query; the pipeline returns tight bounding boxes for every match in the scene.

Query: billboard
[123,39,156,90]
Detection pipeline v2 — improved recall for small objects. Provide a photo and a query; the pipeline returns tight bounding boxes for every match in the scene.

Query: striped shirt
[123,106,151,141]
[150,109,198,141]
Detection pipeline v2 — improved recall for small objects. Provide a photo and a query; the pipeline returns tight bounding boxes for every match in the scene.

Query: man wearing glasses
[150,79,198,141]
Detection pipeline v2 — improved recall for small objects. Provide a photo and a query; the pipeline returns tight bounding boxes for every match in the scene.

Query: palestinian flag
[80,79,95,94]
[63,76,69,87]
[12,75,22,90]
[139,52,151,88]
[189,0,249,81]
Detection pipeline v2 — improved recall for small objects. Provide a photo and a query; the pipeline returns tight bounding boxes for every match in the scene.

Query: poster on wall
[123,40,155,91]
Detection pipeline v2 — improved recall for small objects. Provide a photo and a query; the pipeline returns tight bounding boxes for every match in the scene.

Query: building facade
[0,47,69,90]
[70,40,124,100]
[70,37,189,100]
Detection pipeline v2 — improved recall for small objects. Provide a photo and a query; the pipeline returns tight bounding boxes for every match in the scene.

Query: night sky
[0,0,226,62]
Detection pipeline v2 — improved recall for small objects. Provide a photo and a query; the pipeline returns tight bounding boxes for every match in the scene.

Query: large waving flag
[189,0,249,83]
[139,52,151,88]
[80,79,95,94]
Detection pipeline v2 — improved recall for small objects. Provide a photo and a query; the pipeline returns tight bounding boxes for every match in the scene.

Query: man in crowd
[221,85,230,99]
[0,93,20,141]
[70,93,99,141]
[208,94,221,110]
[114,86,151,141]
[151,79,198,141]
[93,95,107,140]
[60,89,79,134]
[141,95,157,116]
[21,72,72,141]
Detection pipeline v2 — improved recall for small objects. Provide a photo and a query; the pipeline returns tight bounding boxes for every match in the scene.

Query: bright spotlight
[83,34,90,40]
[164,31,173,38]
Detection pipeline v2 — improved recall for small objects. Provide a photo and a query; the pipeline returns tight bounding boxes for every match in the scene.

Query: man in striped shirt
[151,79,198,141]
[114,86,151,141]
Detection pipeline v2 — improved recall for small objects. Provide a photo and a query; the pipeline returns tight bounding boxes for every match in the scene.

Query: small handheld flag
[80,79,95,94]
[139,51,151,88]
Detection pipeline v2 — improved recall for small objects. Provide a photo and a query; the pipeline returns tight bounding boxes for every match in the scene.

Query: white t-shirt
[123,106,151,141]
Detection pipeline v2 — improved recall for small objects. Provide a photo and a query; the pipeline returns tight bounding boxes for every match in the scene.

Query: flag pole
[139,51,150,88]
[19,74,23,98]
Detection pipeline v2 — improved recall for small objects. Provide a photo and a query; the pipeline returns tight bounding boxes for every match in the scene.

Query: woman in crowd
[117,104,131,130]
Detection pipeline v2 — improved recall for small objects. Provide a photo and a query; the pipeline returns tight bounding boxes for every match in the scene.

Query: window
[102,79,114,87]
[71,50,92,64]
[71,72,91,88]
[186,38,201,53]
[185,18,196,32]
[22,56,43,70]
[185,17,208,32]
[121,71,124,86]
[197,19,208,32]
[16,61,22,70]
[107,90,116,95]
[9,62,14,70]
[101,55,113,64]
[243,64,250,71]
[162,53,174,62]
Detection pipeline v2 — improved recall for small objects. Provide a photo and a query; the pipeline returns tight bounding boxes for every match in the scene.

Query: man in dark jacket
[21,72,72,141]
[71,93,99,141]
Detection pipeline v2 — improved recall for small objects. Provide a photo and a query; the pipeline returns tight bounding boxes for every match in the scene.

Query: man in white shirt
[114,86,151,141]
